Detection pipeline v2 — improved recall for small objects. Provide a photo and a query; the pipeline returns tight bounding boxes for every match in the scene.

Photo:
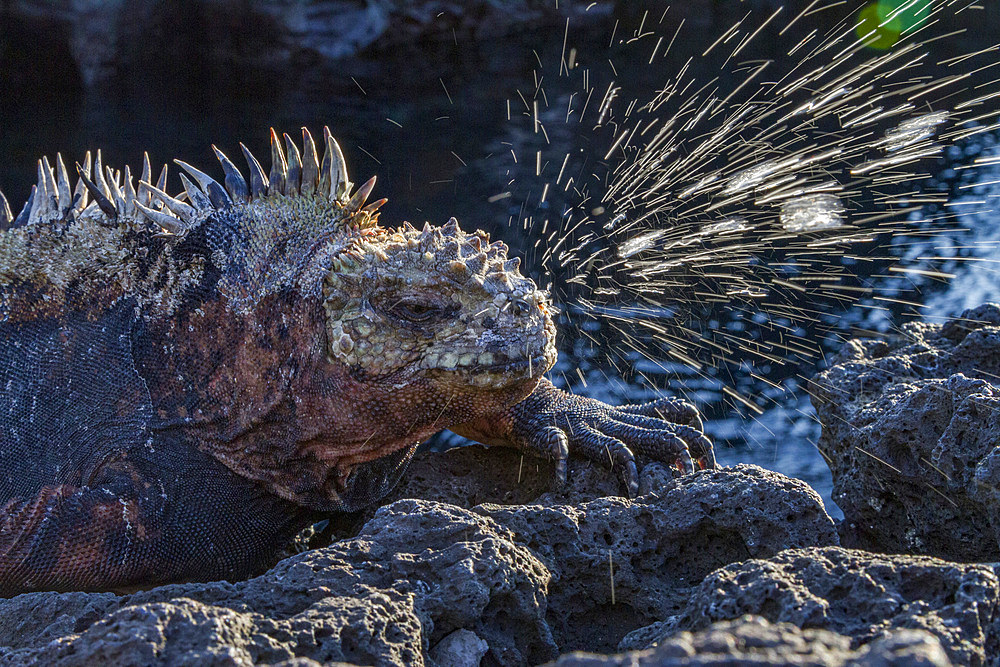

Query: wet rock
[548,616,954,666]
[381,0,612,43]
[648,547,999,667]
[0,456,836,664]
[7,0,395,86]
[811,303,1000,560]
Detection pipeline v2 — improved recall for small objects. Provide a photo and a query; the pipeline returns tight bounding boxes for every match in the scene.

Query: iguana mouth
[482,353,553,374]
[434,348,558,392]
[425,349,554,376]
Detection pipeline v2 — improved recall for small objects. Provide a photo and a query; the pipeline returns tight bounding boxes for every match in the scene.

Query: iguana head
[199,130,556,504]
[321,218,557,395]
[192,129,558,404]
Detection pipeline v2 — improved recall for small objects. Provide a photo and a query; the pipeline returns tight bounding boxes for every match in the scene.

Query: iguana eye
[388,300,440,323]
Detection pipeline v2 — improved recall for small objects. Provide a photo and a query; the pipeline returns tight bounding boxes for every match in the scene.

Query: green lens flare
[856,0,930,50]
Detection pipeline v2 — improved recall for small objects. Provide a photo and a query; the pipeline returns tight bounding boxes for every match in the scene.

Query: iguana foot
[505,378,714,497]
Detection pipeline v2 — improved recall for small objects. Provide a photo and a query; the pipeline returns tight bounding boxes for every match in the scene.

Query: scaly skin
[0,127,714,595]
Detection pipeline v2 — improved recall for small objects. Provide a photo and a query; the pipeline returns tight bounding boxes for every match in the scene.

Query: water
[3,2,999,518]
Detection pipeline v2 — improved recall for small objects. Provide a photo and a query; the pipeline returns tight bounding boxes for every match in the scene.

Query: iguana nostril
[512,298,531,317]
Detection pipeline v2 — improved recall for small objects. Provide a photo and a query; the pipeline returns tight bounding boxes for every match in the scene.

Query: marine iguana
[0,128,714,595]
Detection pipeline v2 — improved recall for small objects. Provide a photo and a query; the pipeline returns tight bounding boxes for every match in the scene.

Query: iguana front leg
[451,378,715,497]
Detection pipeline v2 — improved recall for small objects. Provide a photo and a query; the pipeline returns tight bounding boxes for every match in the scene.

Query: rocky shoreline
[2,306,999,665]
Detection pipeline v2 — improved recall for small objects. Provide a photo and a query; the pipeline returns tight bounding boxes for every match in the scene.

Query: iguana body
[0,128,713,595]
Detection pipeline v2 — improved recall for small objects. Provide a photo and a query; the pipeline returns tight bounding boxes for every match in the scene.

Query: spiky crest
[0,127,384,237]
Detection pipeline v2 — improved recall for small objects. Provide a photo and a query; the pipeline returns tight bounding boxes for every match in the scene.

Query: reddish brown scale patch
[72,281,128,322]
[140,290,337,507]
[294,368,541,496]
[64,502,123,582]
[0,485,77,567]
[0,483,165,594]
[144,293,299,431]
[0,485,113,592]
[1,277,127,325]
[0,280,68,322]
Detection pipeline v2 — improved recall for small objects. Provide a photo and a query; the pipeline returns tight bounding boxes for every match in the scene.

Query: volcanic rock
[4,0,613,87]
[811,303,1000,561]
[623,546,999,667]
[550,616,955,667]
[0,453,837,665]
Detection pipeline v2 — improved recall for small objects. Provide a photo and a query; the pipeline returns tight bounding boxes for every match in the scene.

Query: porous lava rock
[624,546,998,667]
[811,303,1000,561]
[549,616,954,667]
[0,452,837,665]
[476,461,839,652]
[0,500,554,666]
[333,448,839,651]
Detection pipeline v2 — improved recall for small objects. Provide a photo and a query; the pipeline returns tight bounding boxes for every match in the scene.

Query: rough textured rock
[429,628,490,667]
[477,462,839,652]
[327,446,839,651]
[0,500,555,666]
[811,303,1000,561]
[0,454,837,665]
[639,546,998,667]
[548,616,954,666]
[328,443,649,536]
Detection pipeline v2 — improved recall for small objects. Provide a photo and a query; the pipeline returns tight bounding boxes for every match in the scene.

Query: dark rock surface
[477,461,838,652]
[625,546,998,667]
[811,303,1000,561]
[0,500,554,666]
[549,616,955,667]
[0,453,837,665]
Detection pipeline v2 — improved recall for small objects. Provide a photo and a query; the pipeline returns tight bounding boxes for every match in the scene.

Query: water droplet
[885,111,950,152]
[618,229,667,258]
[780,194,845,232]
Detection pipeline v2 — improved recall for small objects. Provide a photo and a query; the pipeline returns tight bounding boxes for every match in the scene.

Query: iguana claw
[503,378,715,497]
